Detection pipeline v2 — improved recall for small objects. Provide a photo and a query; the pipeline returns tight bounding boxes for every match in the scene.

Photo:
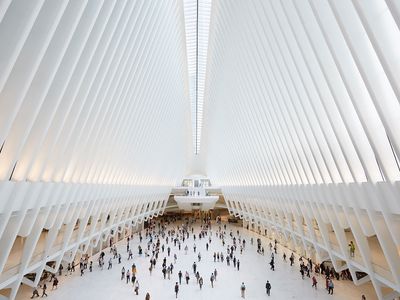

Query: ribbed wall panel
[0,1,190,299]
[203,1,400,299]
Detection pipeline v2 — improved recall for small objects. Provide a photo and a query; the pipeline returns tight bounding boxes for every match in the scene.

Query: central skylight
[183,0,212,154]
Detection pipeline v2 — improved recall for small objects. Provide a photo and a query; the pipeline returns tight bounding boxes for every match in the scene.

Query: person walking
[31,287,40,298]
[312,276,317,289]
[240,282,246,298]
[349,241,355,258]
[210,273,215,288]
[52,277,58,290]
[168,265,172,280]
[134,280,140,295]
[327,279,334,295]
[199,277,203,290]
[193,262,197,274]
[174,282,179,298]
[300,267,305,279]
[41,283,48,297]
[266,280,271,296]
[178,270,182,284]
[132,263,137,277]
[185,271,190,284]
[145,292,150,300]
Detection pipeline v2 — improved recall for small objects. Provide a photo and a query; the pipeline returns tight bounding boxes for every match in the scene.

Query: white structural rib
[202,1,400,299]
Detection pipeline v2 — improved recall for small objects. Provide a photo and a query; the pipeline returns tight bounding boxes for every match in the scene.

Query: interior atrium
[0,0,399,299]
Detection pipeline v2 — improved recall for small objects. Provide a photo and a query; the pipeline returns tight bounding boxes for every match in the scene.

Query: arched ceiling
[0,0,399,199]
[0,1,400,299]
[203,0,400,187]
[0,0,191,186]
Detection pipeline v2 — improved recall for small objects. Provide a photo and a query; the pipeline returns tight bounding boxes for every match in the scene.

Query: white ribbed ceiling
[203,0,400,187]
[0,0,191,186]
[0,1,400,299]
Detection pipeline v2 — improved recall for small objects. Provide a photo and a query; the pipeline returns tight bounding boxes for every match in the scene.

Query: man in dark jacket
[266,280,271,296]
[174,282,179,298]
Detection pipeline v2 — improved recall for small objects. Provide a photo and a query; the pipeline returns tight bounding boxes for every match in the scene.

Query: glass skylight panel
[183,0,211,154]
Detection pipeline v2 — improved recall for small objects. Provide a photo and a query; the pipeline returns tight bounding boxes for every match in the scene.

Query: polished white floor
[17,222,377,300]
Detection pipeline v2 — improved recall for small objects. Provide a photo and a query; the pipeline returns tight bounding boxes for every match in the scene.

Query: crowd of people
[29,215,369,299]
